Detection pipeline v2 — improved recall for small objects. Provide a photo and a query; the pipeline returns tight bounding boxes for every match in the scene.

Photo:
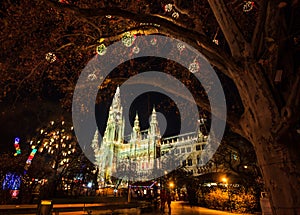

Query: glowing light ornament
[122,32,136,47]
[212,38,219,45]
[88,73,97,81]
[150,38,157,45]
[189,59,200,73]
[212,28,219,45]
[2,173,21,190]
[164,4,173,12]
[132,46,140,54]
[243,1,254,12]
[96,44,107,56]
[45,52,57,63]
[177,43,185,52]
[24,147,38,170]
[172,12,179,19]
[14,137,21,156]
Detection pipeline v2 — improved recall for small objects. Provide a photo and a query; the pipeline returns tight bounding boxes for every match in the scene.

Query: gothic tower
[101,86,125,182]
[149,107,161,165]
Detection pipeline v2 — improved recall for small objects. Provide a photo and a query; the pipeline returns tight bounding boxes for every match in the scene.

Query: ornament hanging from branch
[96,44,107,56]
[150,38,157,45]
[172,12,179,19]
[88,73,97,81]
[189,59,200,73]
[132,46,140,54]
[243,1,255,12]
[164,4,173,12]
[212,28,219,45]
[177,43,185,52]
[122,32,136,47]
[45,52,57,63]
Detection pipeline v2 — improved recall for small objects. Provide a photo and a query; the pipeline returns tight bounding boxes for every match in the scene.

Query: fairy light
[96,44,107,56]
[189,60,200,73]
[177,43,185,52]
[45,52,56,63]
[122,32,135,47]
[213,28,220,45]
[132,46,140,54]
[172,12,179,19]
[14,137,21,156]
[150,38,157,45]
[243,1,254,12]
[164,4,173,12]
[25,120,77,172]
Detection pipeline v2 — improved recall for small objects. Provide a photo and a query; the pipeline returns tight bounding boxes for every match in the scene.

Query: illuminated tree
[0,0,299,213]
[28,120,81,197]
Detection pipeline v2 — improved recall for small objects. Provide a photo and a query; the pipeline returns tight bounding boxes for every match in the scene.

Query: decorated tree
[0,0,300,214]
[27,120,82,197]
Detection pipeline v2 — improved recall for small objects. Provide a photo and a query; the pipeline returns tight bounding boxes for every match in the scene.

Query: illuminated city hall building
[91,87,218,183]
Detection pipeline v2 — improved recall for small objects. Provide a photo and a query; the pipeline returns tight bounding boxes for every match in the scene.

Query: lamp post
[222,177,231,212]
[169,182,174,189]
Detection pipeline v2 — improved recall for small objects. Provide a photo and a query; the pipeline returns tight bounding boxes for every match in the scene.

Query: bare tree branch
[45,0,241,80]
[251,0,268,58]
[207,0,251,58]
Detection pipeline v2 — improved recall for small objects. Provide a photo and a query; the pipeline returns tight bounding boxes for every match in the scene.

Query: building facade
[91,87,237,183]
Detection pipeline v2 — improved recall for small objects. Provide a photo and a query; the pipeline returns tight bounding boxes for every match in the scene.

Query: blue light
[2,173,22,190]
[15,137,20,143]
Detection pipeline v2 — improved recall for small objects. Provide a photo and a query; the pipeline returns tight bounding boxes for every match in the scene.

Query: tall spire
[150,106,157,123]
[131,112,141,140]
[112,86,121,110]
[134,112,140,128]
[104,86,124,143]
[150,106,160,136]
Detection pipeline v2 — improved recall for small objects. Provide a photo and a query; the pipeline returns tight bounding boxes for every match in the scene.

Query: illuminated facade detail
[92,87,211,182]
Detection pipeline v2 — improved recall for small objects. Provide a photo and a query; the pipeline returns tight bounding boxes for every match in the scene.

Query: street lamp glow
[222,177,228,183]
[169,182,174,188]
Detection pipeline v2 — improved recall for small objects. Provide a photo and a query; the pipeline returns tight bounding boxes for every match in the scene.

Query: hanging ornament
[212,28,219,45]
[212,39,219,45]
[96,44,107,56]
[88,73,97,81]
[172,12,179,19]
[150,38,157,45]
[243,1,254,12]
[164,4,173,12]
[189,60,200,73]
[132,46,140,54]
[122,32,135,47]
[45,52,57,63]
[177,43,185,52]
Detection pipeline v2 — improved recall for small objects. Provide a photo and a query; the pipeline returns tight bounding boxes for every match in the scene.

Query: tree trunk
[235,64,300,214]
[252,131,300,215]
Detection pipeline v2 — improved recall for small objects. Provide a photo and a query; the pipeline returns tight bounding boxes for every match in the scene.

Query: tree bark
[237,65,300,215]
[251,131,300,215]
